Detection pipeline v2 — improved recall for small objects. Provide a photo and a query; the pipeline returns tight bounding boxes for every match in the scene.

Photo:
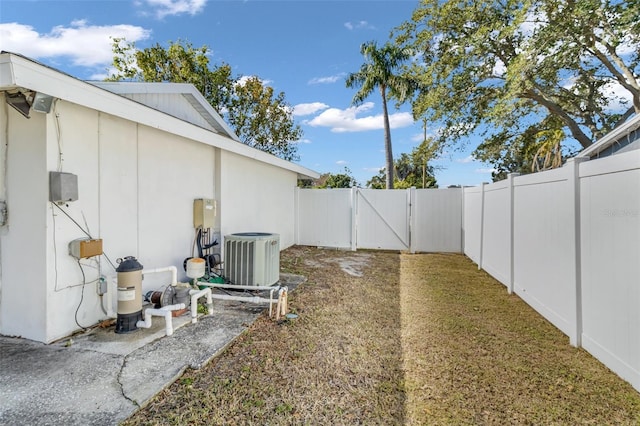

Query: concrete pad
[0,274,304,426]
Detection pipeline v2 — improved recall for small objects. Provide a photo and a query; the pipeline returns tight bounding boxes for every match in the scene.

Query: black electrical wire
[101,252,117,271]
[52,202,91,238]
[51,202,117,270]
[74,259,87,331]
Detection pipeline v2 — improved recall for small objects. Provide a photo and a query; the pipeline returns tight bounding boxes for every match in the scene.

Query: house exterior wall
[136,124,216,278]
[218,150,297,249]
[0,101,49,342]
[1,99,219,342]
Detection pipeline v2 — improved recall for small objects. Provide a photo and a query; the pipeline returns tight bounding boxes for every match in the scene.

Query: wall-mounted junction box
[69,238,103,259]
[50,171,78,203]
[193,198,216,228]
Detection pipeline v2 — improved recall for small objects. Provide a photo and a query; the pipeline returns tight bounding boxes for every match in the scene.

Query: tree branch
[524,88,593,148]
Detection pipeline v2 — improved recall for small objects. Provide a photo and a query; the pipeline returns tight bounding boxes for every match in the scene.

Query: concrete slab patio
[0,274,303,426]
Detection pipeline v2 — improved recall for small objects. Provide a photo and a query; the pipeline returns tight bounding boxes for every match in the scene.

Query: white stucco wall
[1,100,219,342]
[0,101,49,342]
[1,95,306,342]
[218,150,298,249]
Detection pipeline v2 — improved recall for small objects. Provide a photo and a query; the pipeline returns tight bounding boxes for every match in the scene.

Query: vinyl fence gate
[295,187,463,253]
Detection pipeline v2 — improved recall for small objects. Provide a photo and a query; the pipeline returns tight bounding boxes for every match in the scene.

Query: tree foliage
[107,39,301,161]
[367,145,438,189]
[395,0,640,177]
[300,168,357,189]
[229,77,302,161]
[346,41,415,189]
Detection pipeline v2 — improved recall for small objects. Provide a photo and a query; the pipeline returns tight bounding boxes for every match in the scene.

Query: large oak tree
[396,0,639,178]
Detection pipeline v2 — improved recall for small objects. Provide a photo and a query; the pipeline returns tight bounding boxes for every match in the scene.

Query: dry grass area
[123,247,640,425]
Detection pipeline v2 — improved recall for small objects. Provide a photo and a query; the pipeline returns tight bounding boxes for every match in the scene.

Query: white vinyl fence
[295,150,639,392]
[464,152,640,392]
[295,187,463,253]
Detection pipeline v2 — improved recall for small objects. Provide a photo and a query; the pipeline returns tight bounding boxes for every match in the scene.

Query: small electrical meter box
[193,198,216,228]
[69,238,103,259]
[50,171,78,203]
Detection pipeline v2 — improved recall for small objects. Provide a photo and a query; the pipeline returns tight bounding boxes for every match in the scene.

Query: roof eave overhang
[576,113,640,158]
[0,52,319,180]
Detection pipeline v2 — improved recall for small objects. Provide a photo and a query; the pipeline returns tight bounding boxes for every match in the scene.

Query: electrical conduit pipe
[189,288,213,324]
[136,303,185,336]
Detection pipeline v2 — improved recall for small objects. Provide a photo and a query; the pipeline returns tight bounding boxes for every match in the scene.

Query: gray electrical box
[193,198,216,228]
[50,171,78,203]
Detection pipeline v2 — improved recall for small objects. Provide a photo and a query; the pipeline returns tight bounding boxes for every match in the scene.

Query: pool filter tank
[115,256,143,333]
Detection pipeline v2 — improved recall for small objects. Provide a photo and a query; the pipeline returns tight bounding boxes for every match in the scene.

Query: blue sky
[0,0,495,187]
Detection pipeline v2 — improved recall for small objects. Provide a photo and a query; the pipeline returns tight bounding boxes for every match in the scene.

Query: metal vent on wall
[224,233,280,286]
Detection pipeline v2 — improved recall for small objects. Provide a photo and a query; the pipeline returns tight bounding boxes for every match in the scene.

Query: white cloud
[344,21,374,31]
[89,71,110,80]
[305,102,414,133]
[308,74,345,84]
[475,168,497,174]
[336,160,348,165]
[517,9,546,38]
[0,22,151,67]
[236,75,272,86]
[456,155,475,163]
[141,0,208,19]
[562,75,632,114]
[602,81,633,113]
[363,166,384,173]
[293,102,329,116]
[410,133,424,142]
[294,138,312,144]
[492,58,506,77]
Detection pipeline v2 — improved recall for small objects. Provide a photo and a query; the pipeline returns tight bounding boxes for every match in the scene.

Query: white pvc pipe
[136,303,185,336]
[189,288,213,324]
[106,276,116,318]
[142,266,178,286]
[197,281,281,291]
[210,293,274,305]
[203,286,288,317]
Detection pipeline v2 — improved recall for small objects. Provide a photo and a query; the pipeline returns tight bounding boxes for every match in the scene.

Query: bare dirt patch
[123,247,640,425]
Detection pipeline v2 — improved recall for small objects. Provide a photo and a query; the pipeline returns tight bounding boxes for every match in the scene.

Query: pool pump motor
[115,256,143,333]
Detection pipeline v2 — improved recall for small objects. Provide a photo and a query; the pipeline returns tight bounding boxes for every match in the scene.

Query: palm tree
[346,41,413,189]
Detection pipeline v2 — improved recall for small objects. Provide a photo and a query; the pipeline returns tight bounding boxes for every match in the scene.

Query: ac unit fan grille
[224,233,279,286]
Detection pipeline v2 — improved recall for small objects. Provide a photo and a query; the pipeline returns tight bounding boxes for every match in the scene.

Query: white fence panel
[296,188,353,248]
[512,167,577,340]
[579,150,640,392]
[463,186,483,264]
[412,188,463,253]
[481,181,510,286]
[356,189,410,250]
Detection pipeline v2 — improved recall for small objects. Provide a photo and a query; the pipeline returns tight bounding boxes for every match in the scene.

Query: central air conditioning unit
[224,232,280,286]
